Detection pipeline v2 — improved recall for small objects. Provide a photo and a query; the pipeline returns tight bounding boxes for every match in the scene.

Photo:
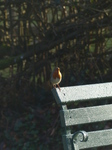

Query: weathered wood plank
[52,82,112,104]
[63,129,112,149]
[60,104,112,127]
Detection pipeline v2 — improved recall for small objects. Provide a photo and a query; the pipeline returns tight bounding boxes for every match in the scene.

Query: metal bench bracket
[72,131,88,150]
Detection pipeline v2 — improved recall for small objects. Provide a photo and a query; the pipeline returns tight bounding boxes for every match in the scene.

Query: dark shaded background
[0,0,112,149]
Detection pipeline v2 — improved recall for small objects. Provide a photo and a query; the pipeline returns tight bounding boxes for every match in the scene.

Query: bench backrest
[52,82,112,150]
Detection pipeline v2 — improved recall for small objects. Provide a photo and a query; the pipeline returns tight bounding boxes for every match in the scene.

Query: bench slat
[60,104,112,127]
[52,82,112,104]
[63,129,112,149]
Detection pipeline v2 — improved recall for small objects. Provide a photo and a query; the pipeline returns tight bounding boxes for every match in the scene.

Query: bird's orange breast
[53,70,62,79]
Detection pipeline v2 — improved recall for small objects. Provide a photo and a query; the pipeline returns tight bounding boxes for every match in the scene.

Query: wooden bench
[52,82,112,150]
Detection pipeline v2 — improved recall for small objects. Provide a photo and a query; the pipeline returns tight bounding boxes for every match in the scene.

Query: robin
[51,67,62,90]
